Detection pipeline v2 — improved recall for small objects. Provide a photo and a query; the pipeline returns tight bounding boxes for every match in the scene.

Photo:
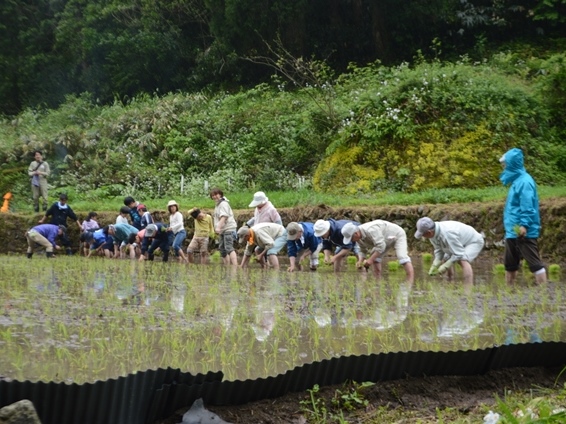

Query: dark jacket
[44,202,78,227]
[322,219,360,251]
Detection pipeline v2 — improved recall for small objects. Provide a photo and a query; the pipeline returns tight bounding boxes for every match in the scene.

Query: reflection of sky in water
[1,257,566,383]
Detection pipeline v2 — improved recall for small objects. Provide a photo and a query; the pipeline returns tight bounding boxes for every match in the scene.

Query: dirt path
[156,366,565,423]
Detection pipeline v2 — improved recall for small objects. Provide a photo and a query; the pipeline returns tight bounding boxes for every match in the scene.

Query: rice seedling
[493,264,506,274]
[0,256,564,383]
[387,261,400,271]
[549,264,561,275]
[421,253,433,263]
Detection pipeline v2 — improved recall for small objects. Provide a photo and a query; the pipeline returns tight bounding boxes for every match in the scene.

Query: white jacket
[429,221,484,264]
[244,222,286,256]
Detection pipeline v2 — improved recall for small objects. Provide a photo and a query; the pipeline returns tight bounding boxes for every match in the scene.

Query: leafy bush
[1,51,566,202]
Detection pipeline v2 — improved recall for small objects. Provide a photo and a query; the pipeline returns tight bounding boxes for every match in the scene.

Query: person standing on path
[28,150,50,212]
[38,193,81,255]
[499,147,547,285]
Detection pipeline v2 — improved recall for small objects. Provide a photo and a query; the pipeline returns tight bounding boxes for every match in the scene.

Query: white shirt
[169,211,185,234]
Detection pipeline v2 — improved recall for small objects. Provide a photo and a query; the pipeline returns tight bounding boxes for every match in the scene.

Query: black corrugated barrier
[1,342,565,424]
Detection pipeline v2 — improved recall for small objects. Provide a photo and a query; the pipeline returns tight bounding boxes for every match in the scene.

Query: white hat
[341,223,359,244]
[167,200,178,208]
[313,220,330,237]
[415,217,435,239]
[249,191,268,207]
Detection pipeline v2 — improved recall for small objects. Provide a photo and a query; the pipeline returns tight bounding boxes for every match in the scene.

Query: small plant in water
[493,264,506,275]
[549,264,561,275]
[387,261,400,272]
[422,253,433,263]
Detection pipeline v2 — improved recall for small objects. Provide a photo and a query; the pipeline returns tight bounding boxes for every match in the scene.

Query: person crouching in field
[26,224,66,258]
[187,207,214,264]
[341,221,414,283]
[107,223,139,259]
[286,222,322,272]
[238,223,288,270]
[415,217,484,286]
[313,218,364,272]
[82,228,113,258]
[139,223,172,262]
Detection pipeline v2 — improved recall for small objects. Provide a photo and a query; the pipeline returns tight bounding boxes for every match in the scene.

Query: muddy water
[0,256,564,383]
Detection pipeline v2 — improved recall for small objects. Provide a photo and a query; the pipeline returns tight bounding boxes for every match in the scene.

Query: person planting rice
[414,217,484,286]
[107,223,139,259]
[25,224,66,258]
[238,223,287,270]
[313,218,364,272]
[499,148,547,285]
[341,220,414,283]
[139,223,172,262]
[286,221,322,272]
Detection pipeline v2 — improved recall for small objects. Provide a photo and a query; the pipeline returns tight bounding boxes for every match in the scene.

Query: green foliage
[2,49,566,203]
[300,381,374,423]
[315,58,565,193]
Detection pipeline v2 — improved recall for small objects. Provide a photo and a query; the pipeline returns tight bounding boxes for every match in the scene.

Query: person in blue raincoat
[500,147,546,285]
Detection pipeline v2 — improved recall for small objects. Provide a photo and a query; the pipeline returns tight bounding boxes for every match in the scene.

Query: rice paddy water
[0,256,564,383]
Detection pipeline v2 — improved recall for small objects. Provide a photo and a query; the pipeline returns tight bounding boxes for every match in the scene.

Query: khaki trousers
[31,178,48,210]
[26,230,53,253]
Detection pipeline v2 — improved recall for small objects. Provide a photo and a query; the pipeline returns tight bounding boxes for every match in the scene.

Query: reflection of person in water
[351,281,413,331]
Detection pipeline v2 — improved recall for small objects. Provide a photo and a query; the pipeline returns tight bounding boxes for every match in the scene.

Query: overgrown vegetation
[1,47,566,206]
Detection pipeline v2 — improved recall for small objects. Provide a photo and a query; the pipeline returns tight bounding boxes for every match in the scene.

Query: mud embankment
[2,198,565,262]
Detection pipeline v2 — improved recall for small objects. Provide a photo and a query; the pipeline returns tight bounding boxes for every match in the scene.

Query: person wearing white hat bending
[414,217,484,286]
[341,221,414,283]
[313,219,364,272]
[246,191,282,266]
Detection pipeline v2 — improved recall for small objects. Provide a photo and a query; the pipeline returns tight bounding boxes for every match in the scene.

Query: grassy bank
[9,185,566,214]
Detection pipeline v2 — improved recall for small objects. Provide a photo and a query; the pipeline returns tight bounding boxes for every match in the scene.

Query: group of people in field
[25,147,547,285]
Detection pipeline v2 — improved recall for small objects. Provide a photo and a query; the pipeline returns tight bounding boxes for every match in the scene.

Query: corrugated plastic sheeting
[0,368,223,424]
[1,343,566,424]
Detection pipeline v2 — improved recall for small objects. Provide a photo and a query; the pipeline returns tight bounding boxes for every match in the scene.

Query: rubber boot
[34,206,39,213]
[27,252,33,259]
[46,252,54,258]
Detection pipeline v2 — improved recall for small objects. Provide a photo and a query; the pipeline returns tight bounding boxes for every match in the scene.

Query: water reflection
[1,256,565,383]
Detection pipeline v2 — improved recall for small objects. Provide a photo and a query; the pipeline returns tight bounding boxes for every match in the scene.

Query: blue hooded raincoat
[500,148,541,239]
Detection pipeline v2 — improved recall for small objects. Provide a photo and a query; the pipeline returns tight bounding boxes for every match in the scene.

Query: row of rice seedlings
[2,255,565,382]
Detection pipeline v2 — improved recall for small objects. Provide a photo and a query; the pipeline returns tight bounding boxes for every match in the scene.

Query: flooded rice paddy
[0,255,564,383]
